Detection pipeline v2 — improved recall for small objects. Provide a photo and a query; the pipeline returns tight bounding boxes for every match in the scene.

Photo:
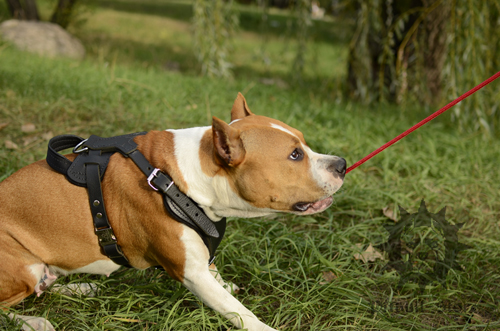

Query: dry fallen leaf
[0,122,9,131]
[5,140,18,150]
[471,313,487,324]
[41,131,54,140]
[5,89,16,98]
[383,206,398,222]
[461,312,488,324]
[21,123,36,133]
[353,243,384,263]
[23,136,39,146]
[320,271,337,285]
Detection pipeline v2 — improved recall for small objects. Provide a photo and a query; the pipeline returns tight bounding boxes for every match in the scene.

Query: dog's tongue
[310,197,333,211]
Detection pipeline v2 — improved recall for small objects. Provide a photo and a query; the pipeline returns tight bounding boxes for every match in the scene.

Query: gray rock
[0,19,85,60]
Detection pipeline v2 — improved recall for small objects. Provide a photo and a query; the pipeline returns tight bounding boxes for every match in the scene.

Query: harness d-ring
[73,139,89,154]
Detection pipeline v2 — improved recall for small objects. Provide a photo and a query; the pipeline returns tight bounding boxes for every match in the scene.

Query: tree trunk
[346,0,450,105]
[50,0,78,29]
[420,0,450,104]
[5,0,39,20]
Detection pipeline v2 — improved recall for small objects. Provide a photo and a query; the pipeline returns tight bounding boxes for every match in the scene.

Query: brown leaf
[353,243,384,263]
[21,123,36,133]
[5,89,16,98]
[383,206,398,222]
[23,136,39,146]
[320,271,337,285]
[472,313,487,324]
[5,140,18,150]
[0,122,9,131]
[41,131,54,140]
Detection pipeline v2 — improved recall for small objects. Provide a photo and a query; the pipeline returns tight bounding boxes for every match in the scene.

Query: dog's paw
[9,314,55,331]
[209,265,241,294]
[223,281,241,295]
[50,282,98,297]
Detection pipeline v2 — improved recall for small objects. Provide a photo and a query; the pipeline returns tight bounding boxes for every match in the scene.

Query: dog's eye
[289,148,304,161]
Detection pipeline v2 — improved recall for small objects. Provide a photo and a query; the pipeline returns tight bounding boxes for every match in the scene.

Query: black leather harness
[46,132,226,268]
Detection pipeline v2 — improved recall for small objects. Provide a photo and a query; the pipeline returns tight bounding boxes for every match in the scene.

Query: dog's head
[209,93,345,217]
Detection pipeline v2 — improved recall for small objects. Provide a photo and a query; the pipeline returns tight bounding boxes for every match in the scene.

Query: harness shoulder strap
[46,133,226,267]
[79,135,220,237]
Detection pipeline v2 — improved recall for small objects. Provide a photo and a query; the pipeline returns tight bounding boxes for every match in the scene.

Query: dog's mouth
[292,197,333,215]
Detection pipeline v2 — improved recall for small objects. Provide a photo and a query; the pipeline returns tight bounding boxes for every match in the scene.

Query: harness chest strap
[85,153,131,267]
[46,133,226,267]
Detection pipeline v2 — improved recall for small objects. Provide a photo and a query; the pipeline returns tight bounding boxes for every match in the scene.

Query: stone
[0,19,85,60]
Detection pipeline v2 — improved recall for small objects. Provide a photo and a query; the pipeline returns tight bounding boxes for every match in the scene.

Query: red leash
[346,71,500,174]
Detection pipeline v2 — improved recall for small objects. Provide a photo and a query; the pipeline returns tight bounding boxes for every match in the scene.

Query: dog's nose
[327,157,347,178]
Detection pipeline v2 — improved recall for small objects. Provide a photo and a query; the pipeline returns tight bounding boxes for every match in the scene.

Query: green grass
[1,1,500,330]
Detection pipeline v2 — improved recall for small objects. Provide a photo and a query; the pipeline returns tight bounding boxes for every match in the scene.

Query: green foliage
[192,0,239,78]
[443,0,500,136]
[291,0,312,83]
[347,0,500,137]
[347,0,445,103]
[0,0,94,29]
[0,0,9,22]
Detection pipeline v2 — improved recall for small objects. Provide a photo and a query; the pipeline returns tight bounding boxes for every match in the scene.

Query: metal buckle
[147,168,174,192]
[95,227,116,246]
[73,138,89,154]
[147,168,160,191]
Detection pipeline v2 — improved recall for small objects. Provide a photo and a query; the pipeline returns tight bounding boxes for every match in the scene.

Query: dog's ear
[212,116,246,167]
[231,92,254,122]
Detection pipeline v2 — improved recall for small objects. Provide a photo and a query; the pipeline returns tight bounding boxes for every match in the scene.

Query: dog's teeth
[294,202,311,211]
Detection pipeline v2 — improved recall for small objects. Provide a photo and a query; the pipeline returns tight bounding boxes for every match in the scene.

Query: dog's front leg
[183,267,276,331]
[181,230,277,331]
[209,263,240,294]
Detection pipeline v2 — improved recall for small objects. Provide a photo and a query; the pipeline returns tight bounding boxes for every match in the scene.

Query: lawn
[1,0,499,330]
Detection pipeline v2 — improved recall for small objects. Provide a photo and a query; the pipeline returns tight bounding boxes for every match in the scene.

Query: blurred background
[1,0,499,136]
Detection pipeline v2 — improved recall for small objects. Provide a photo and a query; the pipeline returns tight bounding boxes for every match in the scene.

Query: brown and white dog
[0,93,346,331]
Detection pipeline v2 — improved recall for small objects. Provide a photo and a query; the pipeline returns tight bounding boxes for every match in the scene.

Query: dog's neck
[167,126,274,221]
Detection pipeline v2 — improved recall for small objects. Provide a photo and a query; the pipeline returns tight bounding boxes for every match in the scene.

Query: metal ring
[73,139,89,154]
